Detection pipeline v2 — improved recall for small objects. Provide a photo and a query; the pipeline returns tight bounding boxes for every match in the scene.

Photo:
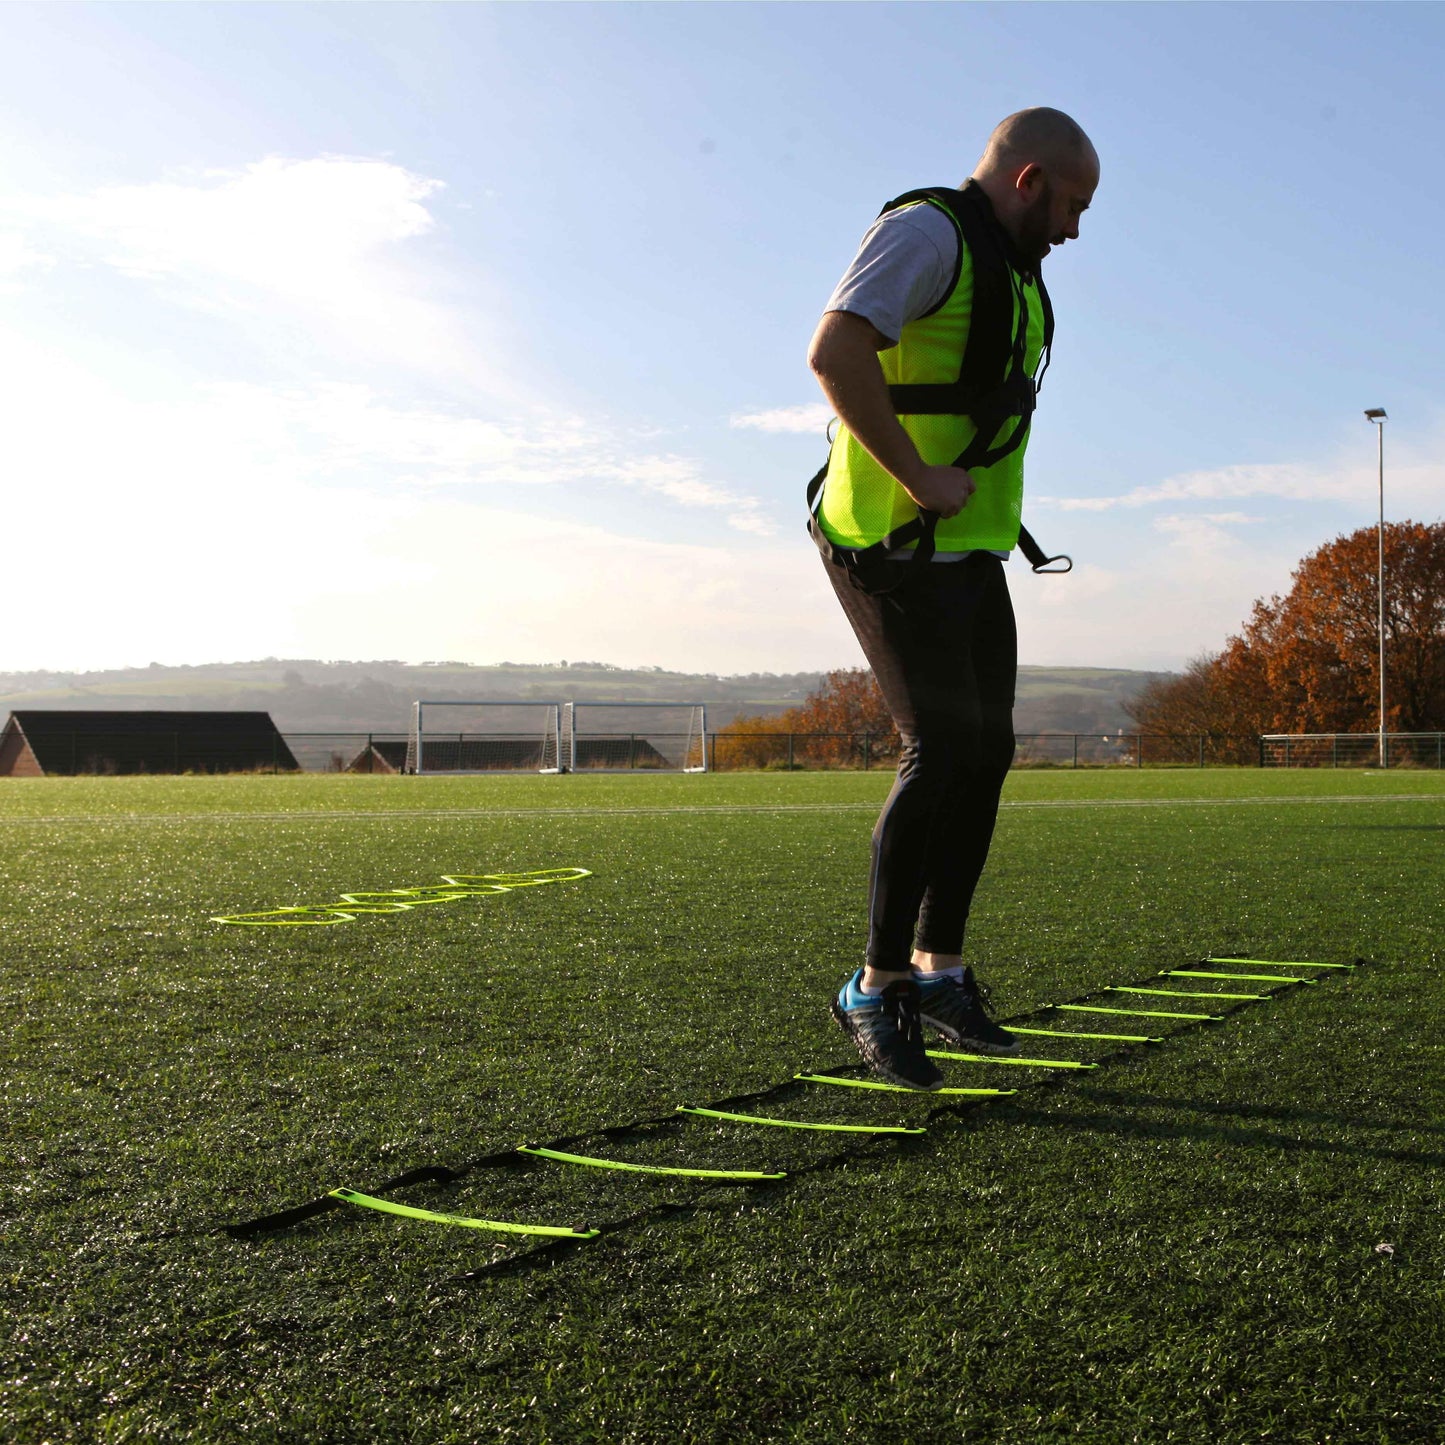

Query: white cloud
[198,381,594,484]
[731,403,834,436]
[1153,510,1261,551]
[1037,462,1322,511]
[0,156,781,550]
[187,381,775,533]
[29,155,439,285]
[0,231,54,288]
[1016,557,1261,671]
[1036,448,1445,519]
[289,501,847,672]
[0,362,836,670]
[1015,505,1296,669]
[0,339,791,673]
[3,156,487,385]
[596,453,774,534]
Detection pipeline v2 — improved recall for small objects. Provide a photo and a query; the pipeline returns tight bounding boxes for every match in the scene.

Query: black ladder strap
[1017,524,1072,574]
[807,462,937,592]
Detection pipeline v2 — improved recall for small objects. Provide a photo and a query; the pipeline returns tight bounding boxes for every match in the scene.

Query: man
[807,108,1099,1090]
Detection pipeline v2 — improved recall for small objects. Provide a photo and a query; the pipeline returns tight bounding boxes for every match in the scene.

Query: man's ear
[1014,161,1046,197]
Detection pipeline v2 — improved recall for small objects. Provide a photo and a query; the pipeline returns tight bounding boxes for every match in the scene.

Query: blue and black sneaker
[831,971,943,1091]
[917,966,1018,1054]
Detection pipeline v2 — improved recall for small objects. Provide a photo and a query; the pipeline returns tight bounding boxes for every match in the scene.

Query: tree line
[725,521,1444,770]
[721,669,900,768]
[1127,521,1445,757]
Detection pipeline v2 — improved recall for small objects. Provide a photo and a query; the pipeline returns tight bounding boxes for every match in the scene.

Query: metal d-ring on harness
[807,181,1072,592]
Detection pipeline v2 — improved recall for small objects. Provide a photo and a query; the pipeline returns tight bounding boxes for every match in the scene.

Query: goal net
[407,701,563,774]
[565,702,708,773]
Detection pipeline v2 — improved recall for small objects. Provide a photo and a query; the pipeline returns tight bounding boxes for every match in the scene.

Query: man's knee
[898,716,977,782]
[978,705,1015,778]
[896,701,1012,782]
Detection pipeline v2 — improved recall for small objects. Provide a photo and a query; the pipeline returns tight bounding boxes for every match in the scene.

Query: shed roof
[3,711,298,775]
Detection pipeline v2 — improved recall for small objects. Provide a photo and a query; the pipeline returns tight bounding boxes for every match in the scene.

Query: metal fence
[1261,732,1445,769]
[284,732,411,772]
[281,730,1265,773]
[13,727,1444,775]
[254,728,1445,773]
[708,731,1265,770]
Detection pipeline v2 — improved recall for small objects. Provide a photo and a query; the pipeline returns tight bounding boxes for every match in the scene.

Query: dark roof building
[0,711,299,776]
[341,735,673,774]
[345,738,409,774]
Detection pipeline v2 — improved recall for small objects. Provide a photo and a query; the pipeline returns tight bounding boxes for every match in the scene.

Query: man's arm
[807,310,976,519]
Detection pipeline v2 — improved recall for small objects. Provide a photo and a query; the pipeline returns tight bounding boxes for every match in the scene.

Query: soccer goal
[407,701,564,774]
[564,702,708,773]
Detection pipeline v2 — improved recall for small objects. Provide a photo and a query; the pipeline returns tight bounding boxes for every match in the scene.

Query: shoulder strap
[881,183,1027,419]
[1036,268,1055,352]
[805,184,1064,583]
[944,184,1016,401]
[876,187,965,321]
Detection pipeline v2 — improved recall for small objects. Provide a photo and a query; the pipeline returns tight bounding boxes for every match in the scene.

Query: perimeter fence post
[1332,734,1338,768]
[863,732,871,771]
[1072,735,1079,769]
[787,733,795,770]
[1198,734,1204,768]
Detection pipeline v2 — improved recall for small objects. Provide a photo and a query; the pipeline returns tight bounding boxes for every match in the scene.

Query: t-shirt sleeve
[823,204,960,345]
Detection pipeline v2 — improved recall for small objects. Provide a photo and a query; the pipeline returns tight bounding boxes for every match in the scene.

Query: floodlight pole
[1364,409,1388,768]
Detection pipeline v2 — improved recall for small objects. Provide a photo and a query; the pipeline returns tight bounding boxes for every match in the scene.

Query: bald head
[971,108,1099,265]
[976,107,1097,182]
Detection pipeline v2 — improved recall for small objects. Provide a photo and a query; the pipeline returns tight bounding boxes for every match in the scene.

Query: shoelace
[964,968,998,1016]
[881,985,922,1043]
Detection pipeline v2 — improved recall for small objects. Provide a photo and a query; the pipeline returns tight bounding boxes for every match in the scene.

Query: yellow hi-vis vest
[816,186,1050,554]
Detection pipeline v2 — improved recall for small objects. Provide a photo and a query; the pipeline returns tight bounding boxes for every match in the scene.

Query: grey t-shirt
[824,202,961,343]
[823,200,1007,560]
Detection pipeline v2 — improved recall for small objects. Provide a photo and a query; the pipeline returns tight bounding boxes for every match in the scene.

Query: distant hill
[0,659,1168,736]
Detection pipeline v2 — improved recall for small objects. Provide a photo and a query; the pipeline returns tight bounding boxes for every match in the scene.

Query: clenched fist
[904,464,976,519]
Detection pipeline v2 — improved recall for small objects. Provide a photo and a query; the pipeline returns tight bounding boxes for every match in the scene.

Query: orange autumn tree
[722,668,900,768]
[1128,521,1445,745]
[792,667,897,740]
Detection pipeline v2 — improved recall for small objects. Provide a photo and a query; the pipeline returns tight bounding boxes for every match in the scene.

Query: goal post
[408,700,563,775]
[564,702,708,773]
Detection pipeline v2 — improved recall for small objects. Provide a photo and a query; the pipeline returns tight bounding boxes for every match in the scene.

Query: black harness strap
[808,182,1067,593]
[882,181,1052,475]
[806,462,937,595]
[1017,524,1072,574]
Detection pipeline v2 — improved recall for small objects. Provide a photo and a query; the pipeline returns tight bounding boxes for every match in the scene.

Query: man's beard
[1017,181,1055,264]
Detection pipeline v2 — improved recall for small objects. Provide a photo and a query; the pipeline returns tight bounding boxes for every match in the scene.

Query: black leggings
[824,551,1017,973]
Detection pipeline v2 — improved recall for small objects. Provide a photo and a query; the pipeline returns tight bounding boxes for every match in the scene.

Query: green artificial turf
[2,768,1442,1442]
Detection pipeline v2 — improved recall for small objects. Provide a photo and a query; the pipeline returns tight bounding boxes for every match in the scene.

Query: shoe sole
[830,999,943,1092]
[919,1011,1020,1055]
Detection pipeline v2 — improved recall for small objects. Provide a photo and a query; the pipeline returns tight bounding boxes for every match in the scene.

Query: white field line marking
[2,792,1442,827]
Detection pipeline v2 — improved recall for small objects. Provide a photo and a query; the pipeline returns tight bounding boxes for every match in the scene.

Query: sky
[2,1,1443,676]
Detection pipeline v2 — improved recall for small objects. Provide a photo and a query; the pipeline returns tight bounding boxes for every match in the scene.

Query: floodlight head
[1364,407,1387,421]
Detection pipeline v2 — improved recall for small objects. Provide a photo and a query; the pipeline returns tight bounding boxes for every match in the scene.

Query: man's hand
[904,463,975,518]
[808,312,973,518]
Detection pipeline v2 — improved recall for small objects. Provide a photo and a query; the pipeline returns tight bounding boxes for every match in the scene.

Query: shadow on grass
[1337,823,1445,832]
[1071,1087,1445,1138]
[996,1092,1445,1168]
